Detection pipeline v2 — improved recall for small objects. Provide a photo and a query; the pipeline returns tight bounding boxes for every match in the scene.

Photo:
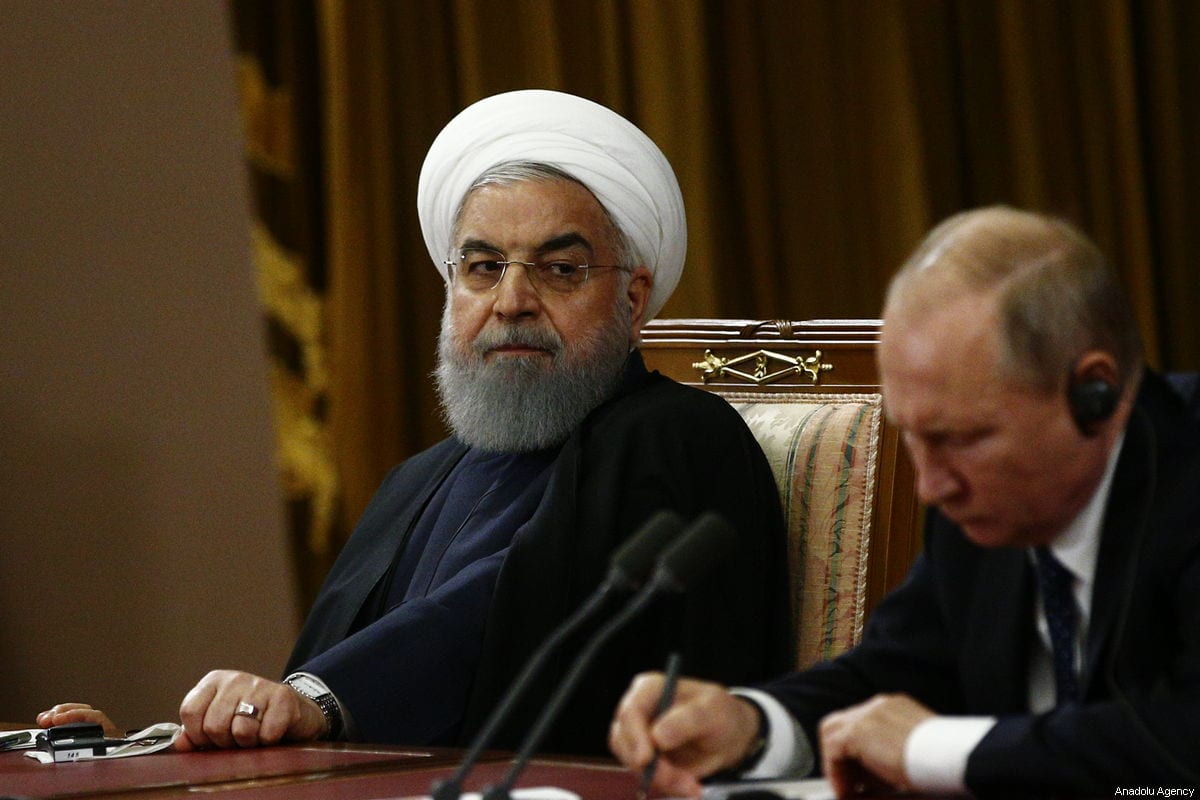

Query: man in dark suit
[39,90,789,755]
[609,206,1200,796]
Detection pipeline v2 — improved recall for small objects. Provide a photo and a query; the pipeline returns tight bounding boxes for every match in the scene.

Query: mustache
[470,323,563,357]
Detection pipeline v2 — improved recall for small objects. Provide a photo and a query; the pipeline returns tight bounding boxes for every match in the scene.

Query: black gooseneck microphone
[430,510,685,800]
[479,511,738,800]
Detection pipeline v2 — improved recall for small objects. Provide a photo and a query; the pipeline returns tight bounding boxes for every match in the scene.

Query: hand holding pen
[610,672,773,799]
[637,651,682,800]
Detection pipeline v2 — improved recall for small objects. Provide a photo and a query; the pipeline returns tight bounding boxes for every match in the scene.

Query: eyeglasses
[445,248,629,294]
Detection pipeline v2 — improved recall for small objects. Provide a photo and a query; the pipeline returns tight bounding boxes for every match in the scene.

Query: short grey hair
[450,160,640,275]
[886,206,1143,391]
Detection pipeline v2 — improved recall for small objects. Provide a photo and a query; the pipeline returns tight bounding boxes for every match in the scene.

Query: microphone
[430,510,685,800]
[480,511,737,800]
[609,510,689,591]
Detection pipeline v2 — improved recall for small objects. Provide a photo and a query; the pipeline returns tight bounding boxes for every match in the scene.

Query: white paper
[24,722,180,764]
[700,778,835,800]
[460,789,579,800]
[391,789,581,800]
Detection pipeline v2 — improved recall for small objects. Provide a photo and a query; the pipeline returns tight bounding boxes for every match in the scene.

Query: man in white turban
[38,90,789,756]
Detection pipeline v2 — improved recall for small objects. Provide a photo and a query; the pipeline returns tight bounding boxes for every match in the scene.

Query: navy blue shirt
[385,447,559,609]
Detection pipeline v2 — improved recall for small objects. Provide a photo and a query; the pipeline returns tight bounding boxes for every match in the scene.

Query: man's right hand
[608,673,763,798]
[36,703,121,738]
[176,669,327,750]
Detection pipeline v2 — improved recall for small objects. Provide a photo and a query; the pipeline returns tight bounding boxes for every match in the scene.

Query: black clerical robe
[287,352,791,754]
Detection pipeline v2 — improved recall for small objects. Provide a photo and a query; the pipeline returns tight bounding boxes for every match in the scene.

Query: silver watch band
[284,675,344,740]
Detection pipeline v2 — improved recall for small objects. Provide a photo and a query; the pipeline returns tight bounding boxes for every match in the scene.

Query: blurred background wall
[0,2,296,725]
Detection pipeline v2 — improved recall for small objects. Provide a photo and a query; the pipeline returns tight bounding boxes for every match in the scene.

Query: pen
[638,651,682,800]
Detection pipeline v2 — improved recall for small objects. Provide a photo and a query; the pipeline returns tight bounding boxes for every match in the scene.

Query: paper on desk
[24,722,181,764]
[700,777,835,800]
[459,789,579,800]
[392,787,580,800]
[392,789,580,800]
[389,789,579,800]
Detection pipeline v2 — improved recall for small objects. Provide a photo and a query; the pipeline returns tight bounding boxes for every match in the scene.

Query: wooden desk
[163,757,636,800]
[0,739,633,800]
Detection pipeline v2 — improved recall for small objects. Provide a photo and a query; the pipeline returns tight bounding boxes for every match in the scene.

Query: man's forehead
[883,291,999,367]
[882,368,1010,438]
[454,180,613,247]
[880,293,1009,422]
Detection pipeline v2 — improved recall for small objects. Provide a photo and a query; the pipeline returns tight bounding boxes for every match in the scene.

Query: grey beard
[434,303,633,453]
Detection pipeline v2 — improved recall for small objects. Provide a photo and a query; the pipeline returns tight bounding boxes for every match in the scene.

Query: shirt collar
[1046,431,1126,587]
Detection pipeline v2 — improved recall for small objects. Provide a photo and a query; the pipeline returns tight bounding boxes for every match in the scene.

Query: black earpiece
[1068,377,1118,434]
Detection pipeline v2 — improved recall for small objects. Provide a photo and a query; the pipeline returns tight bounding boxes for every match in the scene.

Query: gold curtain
[232,0,341,606]
[233,0,1200,608]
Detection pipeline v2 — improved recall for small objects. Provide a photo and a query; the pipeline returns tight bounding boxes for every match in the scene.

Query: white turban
[417,89,686,321]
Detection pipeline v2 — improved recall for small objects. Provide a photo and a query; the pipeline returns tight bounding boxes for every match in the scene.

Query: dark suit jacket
[763,370,1200,795]
[287,352,792,754]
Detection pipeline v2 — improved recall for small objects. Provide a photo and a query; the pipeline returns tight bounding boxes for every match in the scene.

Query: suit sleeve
[286,442,466,674]
[296,546,509,745]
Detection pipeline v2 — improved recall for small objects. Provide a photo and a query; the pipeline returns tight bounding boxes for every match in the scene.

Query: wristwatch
[284,674,344,740]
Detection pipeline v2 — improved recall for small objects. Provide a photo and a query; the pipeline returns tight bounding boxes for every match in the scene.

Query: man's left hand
[176,670,326,750]
[818,693,934,797]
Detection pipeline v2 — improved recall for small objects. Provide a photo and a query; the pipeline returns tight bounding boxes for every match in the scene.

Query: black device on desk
[37,722,115,762]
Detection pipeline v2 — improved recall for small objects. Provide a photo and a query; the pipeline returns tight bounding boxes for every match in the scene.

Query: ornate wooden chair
[640,319,922,669]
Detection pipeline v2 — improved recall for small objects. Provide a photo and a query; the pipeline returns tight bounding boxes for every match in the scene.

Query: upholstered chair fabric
[724,392,882,668]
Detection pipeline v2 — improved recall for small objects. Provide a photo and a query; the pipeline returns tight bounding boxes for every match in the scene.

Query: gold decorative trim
[738,319,795,337]
[252,222,339,556]
[235,56,295,177]
[692,348,834,385]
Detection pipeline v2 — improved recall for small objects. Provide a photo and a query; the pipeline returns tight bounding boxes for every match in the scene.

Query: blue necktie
[1034,546,1080,705]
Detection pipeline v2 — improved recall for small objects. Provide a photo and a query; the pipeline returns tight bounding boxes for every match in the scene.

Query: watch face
[287,675,324,698]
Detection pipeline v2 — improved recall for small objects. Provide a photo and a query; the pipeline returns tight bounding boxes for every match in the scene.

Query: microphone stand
[429,585,615,800]
[481,574,667,800]
[430,510,684,800]
[481,512,736,800]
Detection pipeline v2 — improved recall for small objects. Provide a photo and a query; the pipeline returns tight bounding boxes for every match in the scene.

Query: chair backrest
[641,318,922,669]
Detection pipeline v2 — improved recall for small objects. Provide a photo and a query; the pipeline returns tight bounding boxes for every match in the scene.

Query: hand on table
[818,693,934,797]
[609,673,763,798]
[36,703,122,738]
[176,669,326,750]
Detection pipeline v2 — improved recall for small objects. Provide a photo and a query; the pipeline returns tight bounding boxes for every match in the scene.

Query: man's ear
[1067,350,1122,435]
[626,267,653,341]
[1069,350,1122,397]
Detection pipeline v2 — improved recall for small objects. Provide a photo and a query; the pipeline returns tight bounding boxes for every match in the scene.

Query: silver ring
[234,701,262,721]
